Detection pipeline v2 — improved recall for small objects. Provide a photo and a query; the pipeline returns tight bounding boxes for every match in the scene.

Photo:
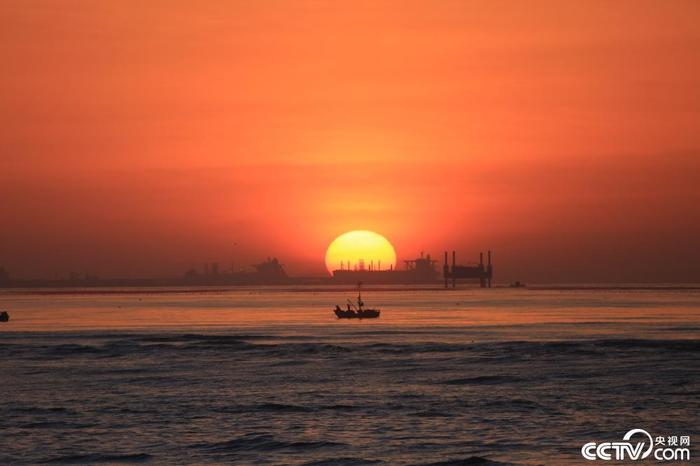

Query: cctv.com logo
[581,429,691,461]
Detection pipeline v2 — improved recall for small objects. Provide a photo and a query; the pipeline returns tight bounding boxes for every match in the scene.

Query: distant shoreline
[1,283,699,295]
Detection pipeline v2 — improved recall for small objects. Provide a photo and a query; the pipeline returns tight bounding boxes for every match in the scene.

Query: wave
[218,402,361,415]
[192,433,345,453]
[366,342,473,354]
[441,375,526,385]
[251,402,314,413]
[5,406,72,415]
[301,458,384,465]
[44,343,103,355]
[41,453,152,464]
[3,334,698,360]
[22,421,96,429]
[416,456,520,466]
[160,334,264,343]
[593,338,700,352]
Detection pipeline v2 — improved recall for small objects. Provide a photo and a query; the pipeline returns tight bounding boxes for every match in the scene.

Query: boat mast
[357,281,363,310]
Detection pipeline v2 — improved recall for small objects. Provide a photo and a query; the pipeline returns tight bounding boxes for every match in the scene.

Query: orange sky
[1,1,699,282]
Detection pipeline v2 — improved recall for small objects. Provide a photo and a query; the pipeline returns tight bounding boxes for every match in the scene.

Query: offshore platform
[443,250,493,288]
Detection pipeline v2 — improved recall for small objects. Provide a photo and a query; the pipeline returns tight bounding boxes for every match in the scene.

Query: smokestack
[487,250,493,288]
[452,250,456,289]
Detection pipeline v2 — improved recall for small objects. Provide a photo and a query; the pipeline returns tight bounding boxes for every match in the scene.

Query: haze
[1,1,699,282]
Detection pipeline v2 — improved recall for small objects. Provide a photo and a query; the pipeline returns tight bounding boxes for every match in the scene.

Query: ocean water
[1,286,698,465]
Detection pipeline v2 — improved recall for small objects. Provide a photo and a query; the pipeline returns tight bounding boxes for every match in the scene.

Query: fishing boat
[0,311,9,322]
[334,283,380,319]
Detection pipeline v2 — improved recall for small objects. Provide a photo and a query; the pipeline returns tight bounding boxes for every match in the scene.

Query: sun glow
[325,230,397,275]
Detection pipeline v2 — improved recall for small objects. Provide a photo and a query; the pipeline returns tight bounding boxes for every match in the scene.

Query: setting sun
[325,230,397,275]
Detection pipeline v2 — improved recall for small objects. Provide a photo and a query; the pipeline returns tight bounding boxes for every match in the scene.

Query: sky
[1,0,699,282]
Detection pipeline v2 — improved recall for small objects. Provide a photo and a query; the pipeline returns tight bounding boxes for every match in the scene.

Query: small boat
[0,311,9,322]
[334,283,380,319]
[509,281,526,288]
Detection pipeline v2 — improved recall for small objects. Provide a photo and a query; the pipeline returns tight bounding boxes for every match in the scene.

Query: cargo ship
[183,257,289,285]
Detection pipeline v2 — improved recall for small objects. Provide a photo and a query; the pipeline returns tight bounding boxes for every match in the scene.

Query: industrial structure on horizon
[330,250,493,287]
[443,250,493,288]
[0,251,494,288]
[331,252,439,284]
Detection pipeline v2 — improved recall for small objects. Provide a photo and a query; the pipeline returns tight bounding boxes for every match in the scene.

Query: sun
[325,230,397,275]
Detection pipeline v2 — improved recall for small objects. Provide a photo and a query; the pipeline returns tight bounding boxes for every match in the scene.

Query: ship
[0,258,293,288]
[183,257,289,285]
[331,252,439,284]
[334,283,380,319]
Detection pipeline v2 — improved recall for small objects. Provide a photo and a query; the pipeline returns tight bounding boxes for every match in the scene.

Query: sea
[1,286,698,465]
